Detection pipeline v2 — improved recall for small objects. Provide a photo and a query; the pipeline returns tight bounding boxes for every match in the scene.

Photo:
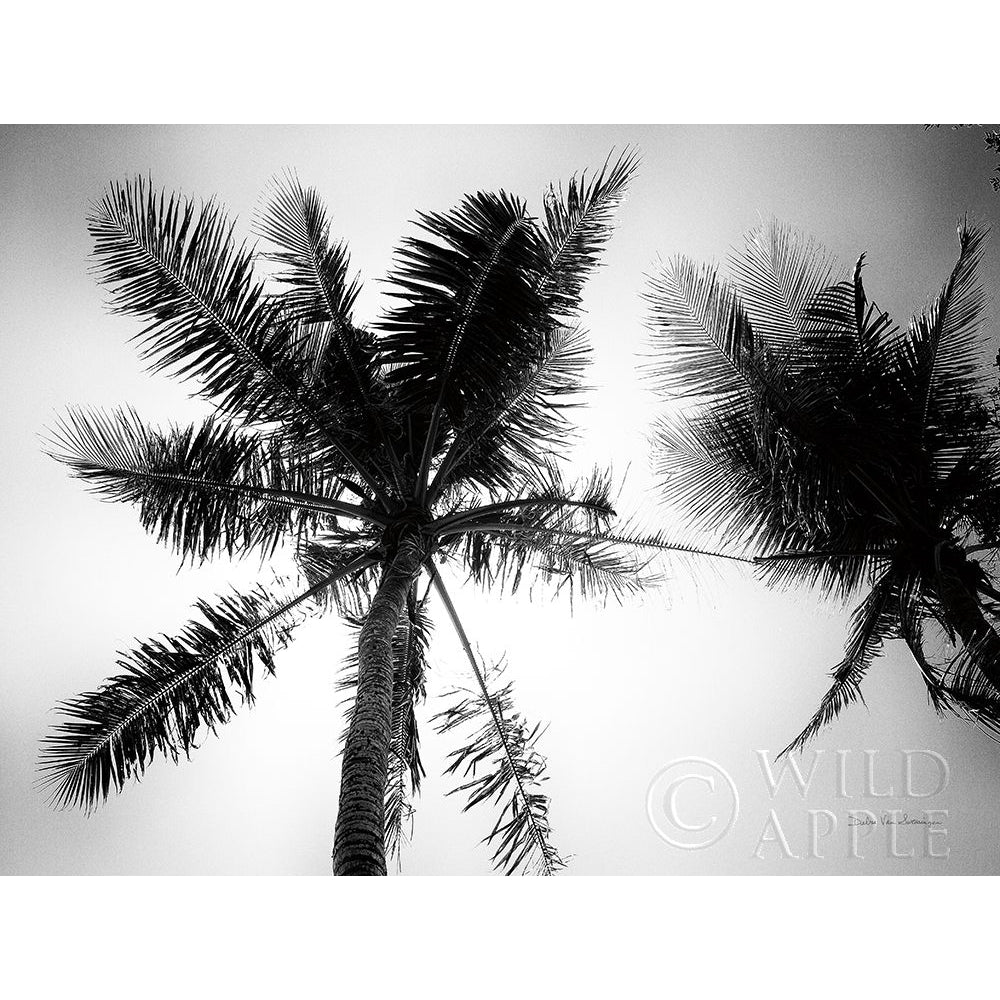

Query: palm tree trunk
[333,530,424,875]
[934,567,1000,691]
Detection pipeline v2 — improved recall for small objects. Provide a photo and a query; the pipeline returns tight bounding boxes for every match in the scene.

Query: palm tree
[40,152,666,875]
[646,219,1000,754]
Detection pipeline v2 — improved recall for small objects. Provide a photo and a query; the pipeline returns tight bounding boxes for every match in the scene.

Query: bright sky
[2,125,999,874]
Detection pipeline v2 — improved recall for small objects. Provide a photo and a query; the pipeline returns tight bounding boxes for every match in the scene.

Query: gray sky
[2,124,999,875]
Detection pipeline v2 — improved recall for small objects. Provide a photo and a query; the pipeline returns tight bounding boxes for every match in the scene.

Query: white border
[2,877,994,996]
[3,2,997,123]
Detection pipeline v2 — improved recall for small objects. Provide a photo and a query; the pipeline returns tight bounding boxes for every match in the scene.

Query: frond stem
[755,548,892,563]
[436,521,755,564]
[93,464,390,526]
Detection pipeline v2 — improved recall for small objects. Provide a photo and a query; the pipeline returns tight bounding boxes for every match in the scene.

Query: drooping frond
[430,568,564,875]
[38,576,333,811]
[779,570,909,757]
[434,660,566,876]
[256,171,361,327]
[539,148,639,318]
[728,219,837,346]
[48,407,373,563]
[897,600,949,713]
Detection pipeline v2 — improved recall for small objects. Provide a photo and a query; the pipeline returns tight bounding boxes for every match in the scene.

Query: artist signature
[846,813,938,827]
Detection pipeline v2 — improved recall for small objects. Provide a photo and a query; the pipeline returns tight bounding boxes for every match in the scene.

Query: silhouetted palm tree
[646,219,1000,754]
[41,152,669,875]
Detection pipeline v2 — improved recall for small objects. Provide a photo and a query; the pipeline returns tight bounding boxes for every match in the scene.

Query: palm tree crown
[647,219,1000,754]
[41,151,672,875]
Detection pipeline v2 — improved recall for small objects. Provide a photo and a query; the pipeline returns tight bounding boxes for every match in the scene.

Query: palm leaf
[379,191,548,495]
[256,173,403,487]
[645,255,762,409]
[89,178,388,501]
[899,221,990,445]
[39,575,334,811]
[939,632,1000,742]
[430,323,591,497]
[779,569,909,756]
[91,178,291,422]
[728,219,837,346]
[430,568,564,875]
[47,407,373,563]
[540,148,639,318]
[256,171,361,327]
[448,506,663,605]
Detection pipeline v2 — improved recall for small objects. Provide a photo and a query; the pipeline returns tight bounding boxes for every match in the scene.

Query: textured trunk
[333,531,424,876]
[934,566,1000,692]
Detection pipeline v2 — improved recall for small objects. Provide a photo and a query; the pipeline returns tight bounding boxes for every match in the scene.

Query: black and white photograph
[2,10,996,994]
[5,123,1000,879]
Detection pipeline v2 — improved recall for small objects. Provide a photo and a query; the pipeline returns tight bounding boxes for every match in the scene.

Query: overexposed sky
[2,124,999,874]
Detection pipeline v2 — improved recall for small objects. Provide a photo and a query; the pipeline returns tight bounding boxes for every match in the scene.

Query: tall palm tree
[646,219,1000,754]
[40,152,666,875]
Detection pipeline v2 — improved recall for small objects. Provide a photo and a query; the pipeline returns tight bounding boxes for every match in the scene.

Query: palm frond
[799,255,897,356]
[729,219,837,346]
[91,178,290,421]
[256,171,361,327]
[652,411,782,557]
[897,599,949,713]
[939,632,1000,742]
[645,255,763,409]
[256,173,404,488]
[434,663,565,876]
[429,323,591,497]
[89,178,388,501]
[295,536,381,615]
[430,568,564,875]
[779,569,907,757]
[378,191,548,491]
[754,548,892,601]
[38,574,337,811]
[539,148,639,318]
[48,407,374,563]
[447,505,670,605]
[900,221,990,443]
